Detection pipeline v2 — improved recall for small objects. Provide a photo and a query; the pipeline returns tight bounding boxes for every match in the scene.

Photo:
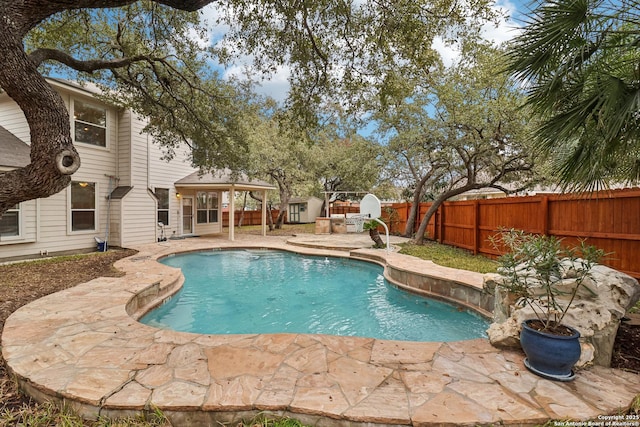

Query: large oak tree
[0,0,215,215]
[377,46,538,243]
[0,0,498,216]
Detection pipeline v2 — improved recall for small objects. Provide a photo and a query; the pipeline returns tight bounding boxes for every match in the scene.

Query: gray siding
[147,122,196,240]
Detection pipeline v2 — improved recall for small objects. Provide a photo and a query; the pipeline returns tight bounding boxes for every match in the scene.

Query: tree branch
[8,1,214,35]
[29,48,154,71]
[45,1,213,13]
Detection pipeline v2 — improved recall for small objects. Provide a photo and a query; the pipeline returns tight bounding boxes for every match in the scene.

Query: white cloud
[432,37,460,68]
[186,27,210,50]
[431,0,524,67]
[483,0,524,44]
[186,4,231,50]
[199,4,230,41]
[224,63,291,103]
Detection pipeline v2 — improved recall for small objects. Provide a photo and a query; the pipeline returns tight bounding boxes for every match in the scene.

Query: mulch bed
[612,314,640,375]
[0,249,137,416]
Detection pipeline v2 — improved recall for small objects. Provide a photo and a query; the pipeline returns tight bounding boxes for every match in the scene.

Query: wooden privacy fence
[220,189,639,279]
[224,206,363,226]
[385,188,640,279]
[222,210,280,226]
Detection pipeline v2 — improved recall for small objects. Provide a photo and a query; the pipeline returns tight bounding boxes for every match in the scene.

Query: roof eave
[175,183,276,191]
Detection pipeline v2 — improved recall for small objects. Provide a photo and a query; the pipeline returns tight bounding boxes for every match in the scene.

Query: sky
[196,0,530,103]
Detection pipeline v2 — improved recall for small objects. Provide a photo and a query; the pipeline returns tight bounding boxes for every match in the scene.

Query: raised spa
[140,249,489,341]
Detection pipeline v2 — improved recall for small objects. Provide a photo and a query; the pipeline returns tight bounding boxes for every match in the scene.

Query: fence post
[432,208,438,241]
[541,196,549,236]
[473,200,480,255]
[438,204,445,244]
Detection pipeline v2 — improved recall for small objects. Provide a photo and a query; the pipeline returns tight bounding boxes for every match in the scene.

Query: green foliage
[312,131,382,196]
[239,98,316,210]
[238,95,384,211]
[361,220,385,248]
[215,0,501,127]
[237,414,310,427]
[490,229,604,332]
[506,0,640,190]
[398,242,498,274]
[362,220,378,231]
[20,0,503,171]
[630,394,640,415]
[2,0,509,213]
[377,44,540,243]
[0,398,168,427]
[26,2,249,172]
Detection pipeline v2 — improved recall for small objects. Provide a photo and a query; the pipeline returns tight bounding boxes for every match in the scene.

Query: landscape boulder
[484,264,640,367]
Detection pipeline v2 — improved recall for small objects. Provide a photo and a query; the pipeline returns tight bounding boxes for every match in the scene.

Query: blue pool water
[140,250,489,342]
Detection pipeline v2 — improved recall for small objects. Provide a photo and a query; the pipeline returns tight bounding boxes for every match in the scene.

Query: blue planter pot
[520,319,581,381]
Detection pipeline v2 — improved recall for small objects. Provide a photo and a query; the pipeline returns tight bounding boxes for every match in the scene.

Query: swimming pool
[140,249,489,341]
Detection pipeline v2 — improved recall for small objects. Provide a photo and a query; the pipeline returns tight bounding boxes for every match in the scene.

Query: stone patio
[2,234,639,426]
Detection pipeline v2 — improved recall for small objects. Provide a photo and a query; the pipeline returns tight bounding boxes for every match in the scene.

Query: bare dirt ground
[0,237,638,421]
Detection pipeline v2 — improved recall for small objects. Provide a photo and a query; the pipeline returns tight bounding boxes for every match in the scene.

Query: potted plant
[363,220,385,249]
[492,229,604,381]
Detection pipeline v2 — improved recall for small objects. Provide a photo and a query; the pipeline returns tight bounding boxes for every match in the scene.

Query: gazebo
[174,170,276,241]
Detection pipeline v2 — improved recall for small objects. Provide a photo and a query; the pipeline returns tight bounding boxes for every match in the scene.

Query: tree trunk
[274,190,289,230]
[369,227,385,248]
[413,202,439,245]
[413,185,478,245]
[275,209,287,229]
[0,13,80,215]
[403,170,433,238]
[403,187,424,237]
[271,176,291,230]
[249,191,274,231]
[238,191,247,227]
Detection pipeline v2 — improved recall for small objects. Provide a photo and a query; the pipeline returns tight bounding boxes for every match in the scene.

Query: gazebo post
[229,186,235,241]
[261,189,267,236]
[325,192,330,217]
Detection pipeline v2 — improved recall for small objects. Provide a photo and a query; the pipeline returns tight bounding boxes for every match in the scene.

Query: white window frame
[156,188,170,226]
[196,191,219,224]
[71,99,108,149]
[68,181,98,234]
[0,203,22,242]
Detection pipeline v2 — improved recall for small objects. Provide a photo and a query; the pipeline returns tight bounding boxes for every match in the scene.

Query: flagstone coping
[2,234,639,426]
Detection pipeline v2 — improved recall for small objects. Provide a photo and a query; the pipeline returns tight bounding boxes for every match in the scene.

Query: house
[0,79,274,262]
[287,196,324,223]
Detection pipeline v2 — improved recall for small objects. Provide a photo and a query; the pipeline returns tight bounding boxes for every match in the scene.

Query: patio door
[182,196,194,235]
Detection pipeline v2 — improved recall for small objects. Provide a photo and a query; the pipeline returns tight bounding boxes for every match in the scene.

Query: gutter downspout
[104,174,119,248]
[145,132,158,242]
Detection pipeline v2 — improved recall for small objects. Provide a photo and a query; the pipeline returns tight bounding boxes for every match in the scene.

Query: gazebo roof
[175,170,274,242]
[175,170,275,191]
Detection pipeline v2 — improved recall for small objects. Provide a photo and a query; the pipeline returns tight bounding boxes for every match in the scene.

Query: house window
[196,191,219,224]
[71,181,96,231]
[156,188,169,226]
[0,204,20,237]
[73,100,107,147]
